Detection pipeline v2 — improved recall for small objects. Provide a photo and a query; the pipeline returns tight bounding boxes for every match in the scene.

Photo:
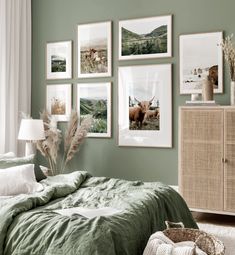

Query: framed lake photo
[119,15,172,60]
[77,21,112,78]
[77,83,111,137]
[118,64,172,147]
[46,84,72,121]
[180,32,223,94]
[46,41,72,79]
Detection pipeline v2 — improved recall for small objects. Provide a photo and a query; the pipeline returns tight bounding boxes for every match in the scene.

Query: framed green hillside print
[77,83,111,138]
[119,15,172,60]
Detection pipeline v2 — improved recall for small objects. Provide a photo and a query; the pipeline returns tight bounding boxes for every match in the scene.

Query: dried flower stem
[61,115,92,173]
[221,34,235,81]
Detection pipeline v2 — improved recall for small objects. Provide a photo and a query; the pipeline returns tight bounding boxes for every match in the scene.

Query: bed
[0,171,197,255]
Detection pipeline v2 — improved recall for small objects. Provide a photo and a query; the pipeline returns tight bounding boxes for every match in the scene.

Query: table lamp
[18,119,45,156]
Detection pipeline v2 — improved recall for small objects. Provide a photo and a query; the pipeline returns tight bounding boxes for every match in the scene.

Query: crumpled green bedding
[0,171,197,255]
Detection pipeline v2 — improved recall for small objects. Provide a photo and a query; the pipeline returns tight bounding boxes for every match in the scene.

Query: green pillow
[0,154,46,181]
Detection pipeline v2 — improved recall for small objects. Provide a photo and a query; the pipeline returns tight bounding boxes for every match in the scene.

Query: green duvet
[0,171,197,255]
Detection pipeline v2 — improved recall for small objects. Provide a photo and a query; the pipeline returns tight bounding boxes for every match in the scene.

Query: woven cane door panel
[180,109,224,211]
[224,110,235,212]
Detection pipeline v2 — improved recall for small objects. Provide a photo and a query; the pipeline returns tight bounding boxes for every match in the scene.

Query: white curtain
[0,0,31,155]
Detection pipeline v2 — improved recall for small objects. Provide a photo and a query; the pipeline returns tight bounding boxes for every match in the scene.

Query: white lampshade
[18,119,45,141]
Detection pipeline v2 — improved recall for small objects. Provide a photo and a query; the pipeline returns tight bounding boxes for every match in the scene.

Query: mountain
[145,25,167,37]
[122,27,142,41]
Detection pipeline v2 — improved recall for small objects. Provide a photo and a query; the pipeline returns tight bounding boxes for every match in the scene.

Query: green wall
[32,0,234,184]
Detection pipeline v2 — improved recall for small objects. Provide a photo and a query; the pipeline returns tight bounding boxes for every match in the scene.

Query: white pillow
[0,152,16,159]
[0,164,43,196]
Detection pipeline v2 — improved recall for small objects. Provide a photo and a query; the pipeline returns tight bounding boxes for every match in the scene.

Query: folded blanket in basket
[143,231,207,255]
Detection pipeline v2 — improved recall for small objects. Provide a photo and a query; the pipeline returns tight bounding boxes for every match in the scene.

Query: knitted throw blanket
[143,232,207,255]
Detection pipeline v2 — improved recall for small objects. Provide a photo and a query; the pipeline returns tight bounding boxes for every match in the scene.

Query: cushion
[0,154,46,181]
[0,164,43,196]
[0,152,16,159]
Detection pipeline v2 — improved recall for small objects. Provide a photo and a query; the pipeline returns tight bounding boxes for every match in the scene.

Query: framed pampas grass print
[46,84,72,122]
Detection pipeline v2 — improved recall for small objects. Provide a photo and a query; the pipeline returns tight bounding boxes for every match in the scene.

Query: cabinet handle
[222,158,228,163]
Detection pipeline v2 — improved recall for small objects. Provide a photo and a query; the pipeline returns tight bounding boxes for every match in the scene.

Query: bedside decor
[221,34,235,105]
[36,111,62,176]
[18,119,45,156]
[36,110,91,175]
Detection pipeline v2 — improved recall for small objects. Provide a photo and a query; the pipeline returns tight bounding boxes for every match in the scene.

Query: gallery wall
[32,0,234,184]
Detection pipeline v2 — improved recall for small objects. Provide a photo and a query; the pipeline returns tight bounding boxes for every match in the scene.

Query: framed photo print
[118,64,172,147]
[46,84,72,121]
[77,83,111,137]
[77,21,112,78]
[180,31,223,94]
[46,41,72,79]
[119,15,172,60]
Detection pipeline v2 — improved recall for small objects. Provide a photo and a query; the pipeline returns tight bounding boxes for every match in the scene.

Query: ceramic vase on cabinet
[202,77,213,101]
[231,81,235,105]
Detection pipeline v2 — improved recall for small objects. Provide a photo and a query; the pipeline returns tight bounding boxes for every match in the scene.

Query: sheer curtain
[0,0,31,155]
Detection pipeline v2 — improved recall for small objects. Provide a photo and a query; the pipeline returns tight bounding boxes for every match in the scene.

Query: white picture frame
[180,31,223,94]
[118,64,172,147]
[46,41,72,80]
[77,21,112,78]
[119,15,172,60]
[46,84,72,122]
[77,83,111,138]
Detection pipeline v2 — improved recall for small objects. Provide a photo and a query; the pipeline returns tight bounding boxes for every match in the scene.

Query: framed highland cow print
[180,31,223,94]
[46,84,72,122]
[77,83,111,137]
[119,15,172,60]
[46,41,72,80]
[77,21,112,78]
[118,64,172,147]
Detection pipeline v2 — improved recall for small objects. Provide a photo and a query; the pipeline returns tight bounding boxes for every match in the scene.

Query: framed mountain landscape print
[46,41,72,79]
[77,21,112,78]
[180,32,223,94]
[119,15,172,60]
[77,83,111,137]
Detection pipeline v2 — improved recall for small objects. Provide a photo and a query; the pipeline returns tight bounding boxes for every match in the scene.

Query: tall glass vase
[231,81,235,105]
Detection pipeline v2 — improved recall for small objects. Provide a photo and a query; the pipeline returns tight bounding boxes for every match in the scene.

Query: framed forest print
[77,83,111,137]
[77,21,112,78]
[180,31,223,94]
[118,64,172,147]
[119,15,172,60]
[46,41,72,80]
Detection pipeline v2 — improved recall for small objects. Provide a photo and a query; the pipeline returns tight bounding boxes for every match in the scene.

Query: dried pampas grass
[36,110,62,175]
[37,110,91,175]
[61,112,92,173]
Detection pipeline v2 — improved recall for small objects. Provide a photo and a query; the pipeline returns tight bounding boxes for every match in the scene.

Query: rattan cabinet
[179,106,235,215]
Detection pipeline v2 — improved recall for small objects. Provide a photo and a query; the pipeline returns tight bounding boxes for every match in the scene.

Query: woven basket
[163,228,225,255]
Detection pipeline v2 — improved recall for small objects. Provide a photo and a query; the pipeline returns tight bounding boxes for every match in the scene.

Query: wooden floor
[192,211,235,227]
